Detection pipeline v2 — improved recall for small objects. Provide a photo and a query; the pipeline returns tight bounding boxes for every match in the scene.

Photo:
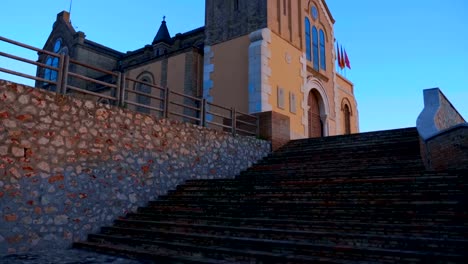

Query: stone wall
[0,80,270,255]
[419,124,468,170]
[416,88,467,170]
[257,111,290,151]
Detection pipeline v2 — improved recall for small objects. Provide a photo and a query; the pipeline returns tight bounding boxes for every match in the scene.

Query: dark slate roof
[152,18,171,44]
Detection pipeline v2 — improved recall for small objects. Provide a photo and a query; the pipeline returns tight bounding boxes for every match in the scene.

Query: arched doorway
[308,90,323,138]
[344,104,351,135]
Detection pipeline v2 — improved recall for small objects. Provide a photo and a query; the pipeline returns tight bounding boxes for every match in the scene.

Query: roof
[152,18,171,44]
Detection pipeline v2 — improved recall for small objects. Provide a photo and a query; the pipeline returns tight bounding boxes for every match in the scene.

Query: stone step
[82,231,464,263]
[139,203,467,224]
[120,216,468,239]
[271,140,420,156]
[180,175,466,190]
[106,222,468,254]
[75,237,343,264]
[279,128,418,146]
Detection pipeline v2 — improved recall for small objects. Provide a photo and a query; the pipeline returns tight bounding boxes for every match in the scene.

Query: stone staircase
[74,127,468,263]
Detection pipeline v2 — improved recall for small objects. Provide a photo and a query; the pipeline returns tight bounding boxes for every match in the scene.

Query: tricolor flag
[336,42,344,70]
[340,45,345,69]
[344,49,351,69]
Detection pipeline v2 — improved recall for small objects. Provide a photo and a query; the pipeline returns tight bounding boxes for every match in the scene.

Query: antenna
[69,0,73,15]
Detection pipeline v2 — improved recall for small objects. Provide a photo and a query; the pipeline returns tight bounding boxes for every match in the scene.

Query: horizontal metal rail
[125,100,164,113]
[206,120,233,130]
[169,111,201,122]
[68,72,117,90]
[236,118,257,127]
[236,110,258,120]
[0,51,59,71]
[125,76,165,92]
[170,89,202,102]
[69,58,118,77]
[206,110,231,119]
[126,89,164,102]
[207,101,231,111]
[67,84,117,101]
[0,36,60,57]
[236,127,257,135]
[0,67,56,85]
[170,100,201,112]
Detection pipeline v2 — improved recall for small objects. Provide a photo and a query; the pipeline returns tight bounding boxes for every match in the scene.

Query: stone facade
[0,80,270,254]
[420,124,468,170]
[417,88,466,140]
[205,0,268,45]
[416,88,467,170]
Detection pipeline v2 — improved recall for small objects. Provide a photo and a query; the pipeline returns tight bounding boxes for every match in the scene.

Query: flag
[340,45,345,69]
[344,49,351,69]
[336,42,343,70]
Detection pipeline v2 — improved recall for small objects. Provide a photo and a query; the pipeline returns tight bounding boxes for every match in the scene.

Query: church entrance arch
[308,90,323,137]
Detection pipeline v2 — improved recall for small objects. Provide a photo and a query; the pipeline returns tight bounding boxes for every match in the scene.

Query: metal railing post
[56,54,65,94]
[200,98,206,127]
[115,72,122,106]
[60,55,70,94]
[231,107,237,136]
[256,115,260,137]
[163,87,170,118]
[120,73,127,107]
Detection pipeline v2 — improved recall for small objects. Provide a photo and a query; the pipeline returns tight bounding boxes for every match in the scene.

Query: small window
[312,26,319,70]
[311,6,318,21]
[289,92,296,114]
[53,39,62,53]
[277,87,285,109]
[319,29,326,70]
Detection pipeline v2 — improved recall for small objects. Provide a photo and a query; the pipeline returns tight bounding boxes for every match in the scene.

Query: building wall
[205,0,267,45]
[0,80,270,254]
[267,0,302,49]
[209,35,251,113]
[335,74,359,134]
[267,32,304,138]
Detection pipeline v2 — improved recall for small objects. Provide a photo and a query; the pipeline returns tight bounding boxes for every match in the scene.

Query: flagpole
[69,0,73,15]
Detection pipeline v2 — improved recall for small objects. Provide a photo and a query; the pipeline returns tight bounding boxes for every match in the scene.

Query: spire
[152,16,171,44]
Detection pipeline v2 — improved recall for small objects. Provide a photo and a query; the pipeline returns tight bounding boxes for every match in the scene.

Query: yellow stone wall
[336,74,359,134]
[267,32,304,138]
[209,35,250,113]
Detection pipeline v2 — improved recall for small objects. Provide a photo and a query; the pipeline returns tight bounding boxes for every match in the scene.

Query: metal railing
[0,35,259,136]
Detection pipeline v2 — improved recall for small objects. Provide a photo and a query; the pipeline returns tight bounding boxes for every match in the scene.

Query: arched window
[344,104,351,135]
[305,18,311,61]
[319,29,326,70]
[312,26,319,70]
[136,77,152,114]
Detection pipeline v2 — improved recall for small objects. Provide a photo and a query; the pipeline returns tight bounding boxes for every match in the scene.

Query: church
[37,0,358,140]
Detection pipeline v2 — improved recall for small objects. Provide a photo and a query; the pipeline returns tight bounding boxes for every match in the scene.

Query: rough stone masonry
[0,80,270,254]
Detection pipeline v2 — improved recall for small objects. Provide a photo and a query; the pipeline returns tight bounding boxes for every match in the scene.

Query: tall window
[312,26,319,70]
[344,104,351,135]
[43,38,68,91]
[319,29,326,70]
[136,77,152,114]
[305,18,311,61]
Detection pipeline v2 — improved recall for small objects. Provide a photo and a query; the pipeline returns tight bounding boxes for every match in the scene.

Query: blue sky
[0,0,466,132]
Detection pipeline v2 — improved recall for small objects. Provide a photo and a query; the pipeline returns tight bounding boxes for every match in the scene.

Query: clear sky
[0,0,466,132]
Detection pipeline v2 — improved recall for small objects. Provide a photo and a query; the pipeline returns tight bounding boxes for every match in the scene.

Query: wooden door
[308,92,322,138]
